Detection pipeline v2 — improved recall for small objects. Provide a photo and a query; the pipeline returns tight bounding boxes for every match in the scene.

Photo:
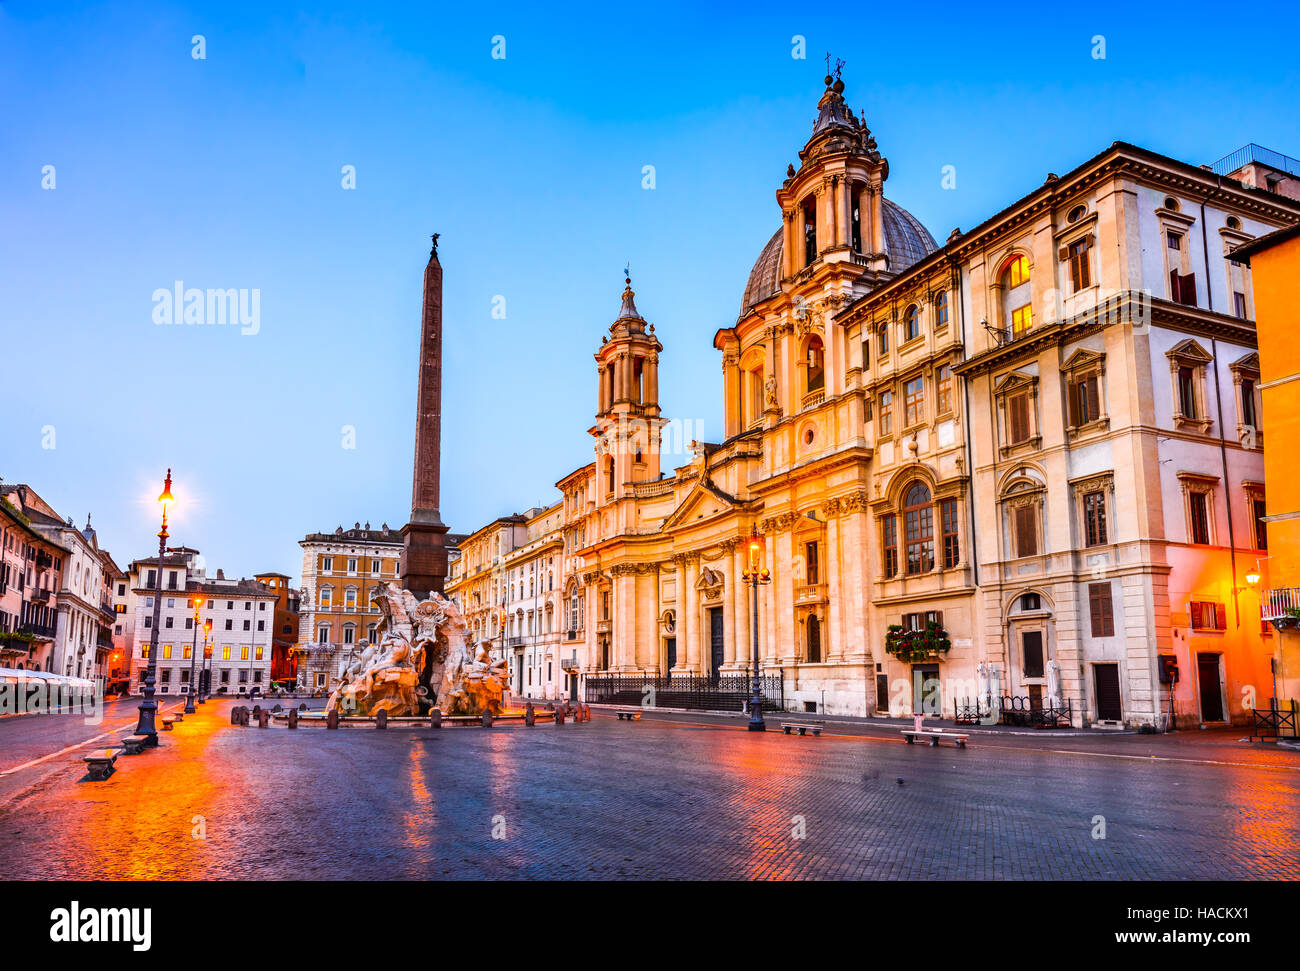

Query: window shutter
[1010,394,1029,443]
[1170,269,1180,300]
[1190,601,1203,630]
[1089,586,1103,637]
[1068,382,1080,427]
[1182,272,1196,304]
[1086,376,1100,421]
[1215,603,1227,631]
[1015,505,1037,557]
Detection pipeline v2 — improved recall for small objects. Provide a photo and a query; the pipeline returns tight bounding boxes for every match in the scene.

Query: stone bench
[161,715,176,731]
[120,736,147,755]
[902,729,968,748]
[781,722,823,736]
[615,709,642,721]
[82,749,118,781]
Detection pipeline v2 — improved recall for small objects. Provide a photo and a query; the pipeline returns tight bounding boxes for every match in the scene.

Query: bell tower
[591,273,664,506]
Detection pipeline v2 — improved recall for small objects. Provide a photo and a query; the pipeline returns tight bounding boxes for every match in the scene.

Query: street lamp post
[134,469,175,746]
[184,596,204,713]
[742,526,771,732]
[199,626,212,702]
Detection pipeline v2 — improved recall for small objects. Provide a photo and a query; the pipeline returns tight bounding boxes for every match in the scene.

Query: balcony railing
[19,622,56,639]
[794,583,828,605]
[30,588,50,603]
[1263,587,1300,622]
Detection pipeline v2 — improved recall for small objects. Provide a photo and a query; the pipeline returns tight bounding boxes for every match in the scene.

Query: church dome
[738,198,938,320]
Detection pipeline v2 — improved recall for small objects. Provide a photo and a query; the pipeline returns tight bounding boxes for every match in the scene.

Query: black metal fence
[1251,700,1298,741]
[584,673,784,713]
[954,696,1073,729]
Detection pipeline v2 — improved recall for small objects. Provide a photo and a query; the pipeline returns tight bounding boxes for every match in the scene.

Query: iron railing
[584,673,784,713]
[1251,700,1299,741]
[1263,588,1300,622]
[954,696,1073,729]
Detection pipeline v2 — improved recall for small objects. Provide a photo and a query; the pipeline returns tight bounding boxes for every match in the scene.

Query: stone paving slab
[0,700,1297,880]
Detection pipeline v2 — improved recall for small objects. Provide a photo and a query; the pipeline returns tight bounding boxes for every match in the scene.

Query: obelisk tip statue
[400,233,450,597]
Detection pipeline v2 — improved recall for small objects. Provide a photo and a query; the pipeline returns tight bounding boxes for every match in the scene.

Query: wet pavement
[0,699,1298,879]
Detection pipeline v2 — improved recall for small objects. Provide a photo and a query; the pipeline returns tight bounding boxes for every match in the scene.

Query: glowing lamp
[1246,569,1261,587]
[157,470,175,512]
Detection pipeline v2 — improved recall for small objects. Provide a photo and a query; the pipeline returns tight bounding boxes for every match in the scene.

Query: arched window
[903,304,921,342]
[1002,254,1033,339]
[805,336,825,393]
[903,481,935,574]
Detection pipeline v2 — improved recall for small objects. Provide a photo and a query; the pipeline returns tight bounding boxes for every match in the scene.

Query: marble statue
[1046,658,1062,708]
[326,581,509,717]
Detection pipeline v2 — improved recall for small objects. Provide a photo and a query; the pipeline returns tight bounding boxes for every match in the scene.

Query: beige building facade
[453,73,1300,726]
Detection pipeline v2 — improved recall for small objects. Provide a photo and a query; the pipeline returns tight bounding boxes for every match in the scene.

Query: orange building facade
[1235,224,1300,706]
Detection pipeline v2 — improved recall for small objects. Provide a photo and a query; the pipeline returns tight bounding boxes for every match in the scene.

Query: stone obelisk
[400,234,450,597]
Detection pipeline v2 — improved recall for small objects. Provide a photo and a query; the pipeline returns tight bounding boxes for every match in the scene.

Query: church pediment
[660,478,741,531]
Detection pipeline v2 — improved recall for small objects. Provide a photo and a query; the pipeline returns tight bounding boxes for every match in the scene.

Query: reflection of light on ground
[403,742,435,854]
[1224,763,1300,877]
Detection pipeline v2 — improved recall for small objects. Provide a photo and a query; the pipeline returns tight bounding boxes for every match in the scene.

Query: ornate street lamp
[134,469,175,745]
[184,596,204,713]
[742,526,772,732]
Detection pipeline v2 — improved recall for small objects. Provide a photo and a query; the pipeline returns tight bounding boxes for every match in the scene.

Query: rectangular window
[347,558,357,573]
[1234,291,1247,318]
[804,542,819,585]
[1168,230,1182,250]
[878,326,888,356]
[881,514,898,577]
[1068,238,1091,291]
[162,644,172,659]
[936,293,949,328]
[1241,379,1256,428]
[1089,582,1115,638]
[1069,374,1100,427]
[1177,367,1197,419]
[371,559,380,574]
[1011,304,1033,337]
[1022,631,1044,678]
[1188,491,1211,545]
[904,376,925,427]
[936,365,953,415]
[940,499,959,569]
[1014,505,1038,558]
[1189,601,1226,632]
[1008,393,1031,444]
[225,619,233,631]
[1253,498,1268,550]
[1083,491,1107,547]
[165,616,173,629]
[240,646,250,660]
[878,390,893,436]
[185,617,193,630]
[322,557,333,572]
[803,198,817,266]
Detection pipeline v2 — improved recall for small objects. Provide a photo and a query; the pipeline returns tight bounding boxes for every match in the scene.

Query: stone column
[646,352,659,408]
[683,555,700,673]
[722,545,737,668]
[825,509,844,663]
[732,542,751,673]
[774,527,795,665]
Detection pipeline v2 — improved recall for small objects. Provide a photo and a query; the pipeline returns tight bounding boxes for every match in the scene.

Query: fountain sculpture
[326,581,509,717]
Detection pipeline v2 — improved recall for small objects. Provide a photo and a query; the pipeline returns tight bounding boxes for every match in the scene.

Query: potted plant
[884,621,952,664]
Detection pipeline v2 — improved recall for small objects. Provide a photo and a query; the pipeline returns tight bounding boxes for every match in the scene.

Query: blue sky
[2,0,1297,585]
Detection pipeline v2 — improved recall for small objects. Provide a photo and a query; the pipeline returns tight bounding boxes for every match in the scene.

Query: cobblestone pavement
[0,701,1297,880]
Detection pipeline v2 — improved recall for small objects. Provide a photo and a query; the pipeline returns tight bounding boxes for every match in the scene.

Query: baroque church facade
[451,73,1300,726]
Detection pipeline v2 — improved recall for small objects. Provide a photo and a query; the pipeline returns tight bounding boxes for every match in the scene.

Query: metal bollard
[326,709,339,730]
[258,709,269,729]
[429,709,442,729]
[554,707,565,726]
[287,709,298,729]
[481,710,494,728]
[376,710,388,730]
[525,702,536,727]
